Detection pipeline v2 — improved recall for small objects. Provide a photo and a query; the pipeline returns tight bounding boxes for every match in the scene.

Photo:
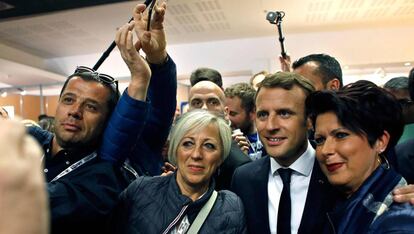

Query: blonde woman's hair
[168,109,232,165]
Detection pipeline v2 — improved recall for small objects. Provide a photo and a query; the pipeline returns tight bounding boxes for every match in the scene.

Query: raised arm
[99,1,177,176]
[129,1,177,175]
[99,11,153,164]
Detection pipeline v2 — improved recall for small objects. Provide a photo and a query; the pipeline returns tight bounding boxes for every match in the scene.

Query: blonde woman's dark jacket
[111,173,247,234]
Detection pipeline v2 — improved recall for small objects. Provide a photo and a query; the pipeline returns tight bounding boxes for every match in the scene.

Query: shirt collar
[44,136,96,162]
[270,141,315,177]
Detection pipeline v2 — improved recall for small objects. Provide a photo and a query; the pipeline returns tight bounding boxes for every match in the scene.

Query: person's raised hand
[232,131,250,155]
[279,53,291,72]
[115,21,151,100]
[161,162,176,176]
[133,1,167,64]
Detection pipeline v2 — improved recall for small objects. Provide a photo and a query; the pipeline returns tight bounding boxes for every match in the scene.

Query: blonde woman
[112,109,246,234]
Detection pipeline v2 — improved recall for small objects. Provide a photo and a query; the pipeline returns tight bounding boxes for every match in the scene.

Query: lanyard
[50,152,97,182]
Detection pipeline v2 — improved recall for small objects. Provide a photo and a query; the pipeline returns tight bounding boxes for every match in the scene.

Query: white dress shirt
[268,142,315,234]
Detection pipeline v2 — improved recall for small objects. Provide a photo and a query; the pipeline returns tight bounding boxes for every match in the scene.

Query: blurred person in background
[225,82,264,160]
[280,53,343,91]
[395,68,414,184]
[190,67,223,88]
[384,76,414,144]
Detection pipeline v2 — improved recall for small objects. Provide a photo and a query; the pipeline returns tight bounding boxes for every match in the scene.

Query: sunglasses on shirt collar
[73,66,119,94]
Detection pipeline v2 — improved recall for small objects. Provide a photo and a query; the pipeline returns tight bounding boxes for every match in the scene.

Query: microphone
[266,11,285,24]
[266,11,287,59]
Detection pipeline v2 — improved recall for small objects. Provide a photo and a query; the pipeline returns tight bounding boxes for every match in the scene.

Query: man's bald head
[189,81,226,114]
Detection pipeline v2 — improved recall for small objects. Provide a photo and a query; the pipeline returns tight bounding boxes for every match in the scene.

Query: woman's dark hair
[305,80,404,153]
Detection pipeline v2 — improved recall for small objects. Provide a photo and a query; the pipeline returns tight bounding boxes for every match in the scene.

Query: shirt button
[44,168,48,173]
[65,161,70,165]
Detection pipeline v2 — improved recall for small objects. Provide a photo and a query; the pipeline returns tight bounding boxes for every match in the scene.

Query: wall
[0,95,41,120]
[1,84,189,120]
[45,96,59,116]
[176,83,190,113]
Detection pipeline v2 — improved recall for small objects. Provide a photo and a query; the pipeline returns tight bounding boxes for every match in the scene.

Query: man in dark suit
[231,71,414,234]
[231,72,336,234]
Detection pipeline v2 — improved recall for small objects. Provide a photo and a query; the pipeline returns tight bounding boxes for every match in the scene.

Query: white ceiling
[1,0,414,95]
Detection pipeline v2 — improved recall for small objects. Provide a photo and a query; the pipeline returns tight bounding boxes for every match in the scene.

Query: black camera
[266,11,284,24]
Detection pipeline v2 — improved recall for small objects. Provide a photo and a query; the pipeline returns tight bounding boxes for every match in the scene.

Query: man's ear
[327,78,340,91]
[223,106,229,120]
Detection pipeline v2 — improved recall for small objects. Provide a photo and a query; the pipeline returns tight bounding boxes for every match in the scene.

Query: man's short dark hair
[224,83,256,113]
[256,72,315,101]
[384,76,409,90]
[59,73,120,118]
[306,80,404,154]
[292,53,343,88]
[408,68,414,100]
[190,67,223,88]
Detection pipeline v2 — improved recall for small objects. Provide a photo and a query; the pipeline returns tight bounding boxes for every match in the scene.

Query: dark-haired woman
[306,80,414,233]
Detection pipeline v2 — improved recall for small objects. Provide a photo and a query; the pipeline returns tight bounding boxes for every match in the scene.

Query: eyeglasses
[74,66,119,94]
[397,98,413,107]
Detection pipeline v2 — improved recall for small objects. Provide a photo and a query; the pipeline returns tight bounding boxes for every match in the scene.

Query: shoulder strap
[187,190,218,234]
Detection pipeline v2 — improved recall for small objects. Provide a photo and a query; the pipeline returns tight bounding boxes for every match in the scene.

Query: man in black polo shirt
[28,68,126,234]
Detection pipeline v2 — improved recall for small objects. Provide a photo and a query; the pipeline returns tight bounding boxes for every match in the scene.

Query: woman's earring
[378,153,390,170]
[377,156,382,165]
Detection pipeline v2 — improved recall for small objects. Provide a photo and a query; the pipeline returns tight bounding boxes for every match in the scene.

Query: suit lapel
[248,156,271,234]
[298,159,334,234]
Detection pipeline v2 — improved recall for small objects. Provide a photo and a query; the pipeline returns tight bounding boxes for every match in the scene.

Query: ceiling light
[344,65,349,69]
[404,62,411,66]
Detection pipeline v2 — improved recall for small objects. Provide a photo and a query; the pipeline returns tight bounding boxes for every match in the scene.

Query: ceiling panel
[1,0,414,58]
[0,0,413,95]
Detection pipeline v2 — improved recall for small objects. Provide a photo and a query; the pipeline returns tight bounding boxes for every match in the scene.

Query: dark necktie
[277,168,292,234]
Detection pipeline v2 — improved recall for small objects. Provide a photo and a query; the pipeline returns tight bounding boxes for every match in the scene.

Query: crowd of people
[1,1,414,234]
